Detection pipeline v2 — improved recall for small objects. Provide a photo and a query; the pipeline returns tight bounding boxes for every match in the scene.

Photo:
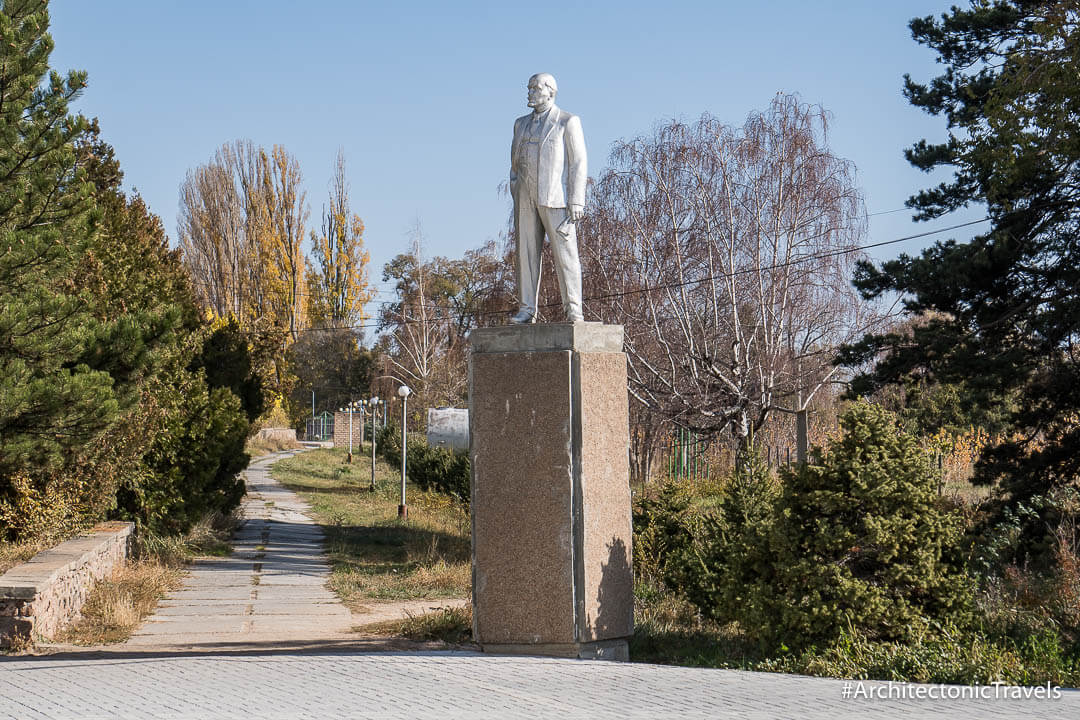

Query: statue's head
[527,73,557,110]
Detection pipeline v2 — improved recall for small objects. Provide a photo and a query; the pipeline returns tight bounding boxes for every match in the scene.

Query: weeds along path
[123,449,358,650]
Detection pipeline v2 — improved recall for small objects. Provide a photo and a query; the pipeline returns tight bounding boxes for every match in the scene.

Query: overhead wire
[189,215,989,336]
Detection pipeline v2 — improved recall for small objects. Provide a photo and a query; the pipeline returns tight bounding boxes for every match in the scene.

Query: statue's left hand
[568,204,584,222]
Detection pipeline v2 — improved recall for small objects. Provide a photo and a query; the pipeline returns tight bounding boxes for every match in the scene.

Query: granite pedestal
[469,322,633,660]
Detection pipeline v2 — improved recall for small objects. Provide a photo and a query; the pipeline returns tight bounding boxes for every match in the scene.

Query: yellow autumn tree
[248,145,308,343]
[179,140,308,341]
[307,149,373,329]
[178,140,309,415]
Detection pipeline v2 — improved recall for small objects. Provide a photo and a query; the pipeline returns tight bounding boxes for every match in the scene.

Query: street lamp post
[369,396,380,492]
[341,400,361,463]
[397,385,411,519]
[341,405,351,463]
[358,399,367,446]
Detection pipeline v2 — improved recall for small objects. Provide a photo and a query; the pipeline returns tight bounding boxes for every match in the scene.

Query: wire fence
[654,429,798,484]
[304,412,335,441]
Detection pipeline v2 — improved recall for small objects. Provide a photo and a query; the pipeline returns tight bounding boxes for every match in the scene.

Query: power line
[245,215,990,335]
[866,206,914,218]
[182,206,928,310]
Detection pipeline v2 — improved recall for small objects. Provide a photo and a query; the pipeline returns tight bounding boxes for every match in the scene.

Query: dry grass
[55,560,184,645]
[354,605,474,645]
[271,447,471,608]
[940,479,994,504]
[245,433,302,459]
[3,629,35,654]
[47,511,239,648]
[0,537,53,575]
[138,510,239,565]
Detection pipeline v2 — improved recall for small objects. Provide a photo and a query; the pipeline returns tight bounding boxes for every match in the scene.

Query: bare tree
[378,226,515,416]
[583,94,881,457]
[387,222,443,400]
[177,142,250,319]
[377,221,467,413]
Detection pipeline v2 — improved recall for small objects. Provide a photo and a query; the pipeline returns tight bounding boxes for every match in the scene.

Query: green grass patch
[271,447,471,608]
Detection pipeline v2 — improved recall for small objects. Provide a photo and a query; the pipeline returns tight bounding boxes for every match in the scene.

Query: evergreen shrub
[631,479,703,596]
[378,424,470,505]
[674,401,973,652]
[675,447,780,631]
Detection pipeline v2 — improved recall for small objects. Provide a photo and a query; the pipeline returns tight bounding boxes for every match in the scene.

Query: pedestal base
[469,323,633,660]
[480,639,630,662]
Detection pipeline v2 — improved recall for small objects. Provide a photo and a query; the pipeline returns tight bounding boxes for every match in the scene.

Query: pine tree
[842,2,1080,560]
[0,0,123,538]
[0,1,257,540]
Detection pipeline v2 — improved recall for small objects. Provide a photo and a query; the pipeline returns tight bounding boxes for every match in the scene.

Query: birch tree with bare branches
[379,229,513,413]
[386,223,443,396]
[584,94,880,455]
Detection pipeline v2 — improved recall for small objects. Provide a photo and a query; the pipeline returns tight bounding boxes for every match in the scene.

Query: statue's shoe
[510,308,535,324]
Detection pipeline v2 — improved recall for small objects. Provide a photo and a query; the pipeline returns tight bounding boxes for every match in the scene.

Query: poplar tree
[306,149,373,328]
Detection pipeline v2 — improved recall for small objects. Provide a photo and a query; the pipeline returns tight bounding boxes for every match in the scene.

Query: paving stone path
[2,450,1078,719]
[1,651,1076,719]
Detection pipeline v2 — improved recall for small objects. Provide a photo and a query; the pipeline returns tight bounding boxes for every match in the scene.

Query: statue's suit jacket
[510,105,587,209]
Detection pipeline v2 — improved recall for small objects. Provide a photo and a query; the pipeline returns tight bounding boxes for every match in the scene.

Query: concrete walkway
[125,449,357,650]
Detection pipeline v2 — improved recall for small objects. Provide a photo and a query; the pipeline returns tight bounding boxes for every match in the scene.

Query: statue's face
[527,78,554,109]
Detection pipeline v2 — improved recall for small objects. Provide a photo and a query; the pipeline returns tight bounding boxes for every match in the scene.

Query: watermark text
[841,680,1062,701]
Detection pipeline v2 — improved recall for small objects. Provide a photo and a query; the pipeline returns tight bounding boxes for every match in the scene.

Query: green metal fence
[305,411,335,441]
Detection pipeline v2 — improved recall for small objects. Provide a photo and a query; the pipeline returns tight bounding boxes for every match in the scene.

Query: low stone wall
[254,427,299,445]
[0,521,134,645]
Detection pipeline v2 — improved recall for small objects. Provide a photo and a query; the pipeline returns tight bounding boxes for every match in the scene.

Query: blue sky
[48,1,984,299]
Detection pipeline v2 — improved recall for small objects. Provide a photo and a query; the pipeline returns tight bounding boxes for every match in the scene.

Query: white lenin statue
[509,73,587,324]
